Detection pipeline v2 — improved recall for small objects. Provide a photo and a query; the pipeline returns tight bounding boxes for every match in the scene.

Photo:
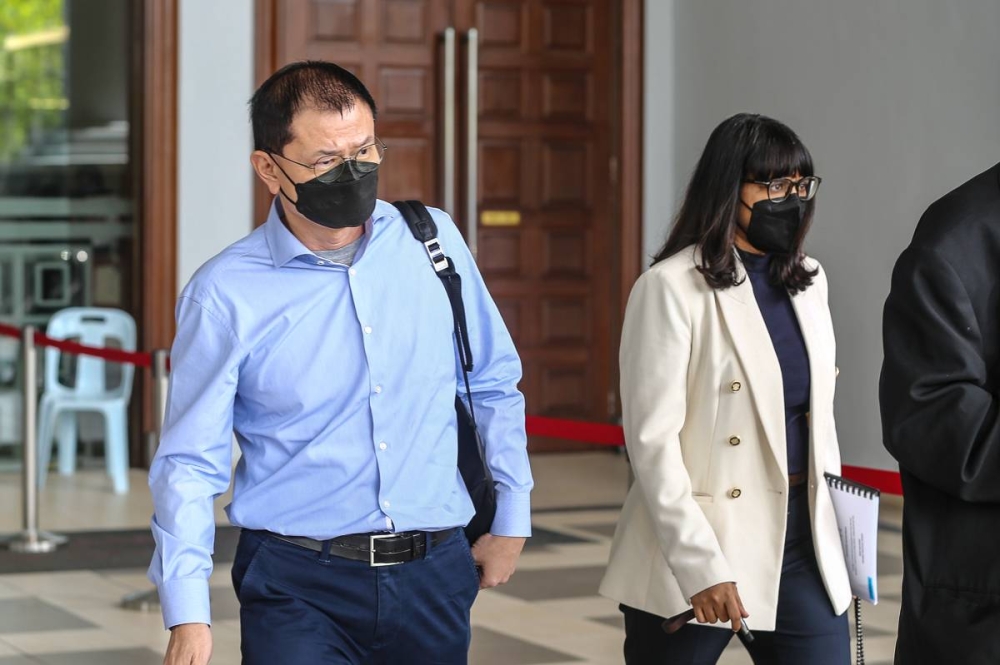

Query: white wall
[644,0,1000,470]
[177,0,255,291]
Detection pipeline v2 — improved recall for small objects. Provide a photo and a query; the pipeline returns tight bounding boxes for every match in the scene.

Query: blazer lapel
[716,270,788,478]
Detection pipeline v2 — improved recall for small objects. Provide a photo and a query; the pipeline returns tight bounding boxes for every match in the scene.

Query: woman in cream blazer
[600,114,852,665]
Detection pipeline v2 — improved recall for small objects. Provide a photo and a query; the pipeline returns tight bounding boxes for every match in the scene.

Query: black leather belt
[260,527,460,567]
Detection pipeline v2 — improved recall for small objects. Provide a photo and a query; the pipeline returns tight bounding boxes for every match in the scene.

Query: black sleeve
[880,246,1000,502]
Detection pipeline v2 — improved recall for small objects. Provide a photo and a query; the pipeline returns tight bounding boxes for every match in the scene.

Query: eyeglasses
[271,139,387,183]
[743,176,822,203]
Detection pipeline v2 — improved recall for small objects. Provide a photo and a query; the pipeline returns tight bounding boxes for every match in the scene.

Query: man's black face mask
[272,158,379,230]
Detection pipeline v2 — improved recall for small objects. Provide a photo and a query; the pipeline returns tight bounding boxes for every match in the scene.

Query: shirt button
[731,381,742,392]
[383,500,391,509]
[379,442,387,450]
[729,436,741,446]
[364,326,373,334]
[730,488,742,499]
[349,268,357,276]
[374,385,382,394]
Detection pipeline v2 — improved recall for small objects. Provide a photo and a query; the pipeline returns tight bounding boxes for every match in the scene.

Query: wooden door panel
[542,2,593,53]
[378,67,432,115]
[541,71,592,121]
[541,141,591,207]
[477,230,521,276]
[310,0,363,42]
[382,0,435,42]
[479,71,525,119]
[476,2,529,49]
[542,229,590,278]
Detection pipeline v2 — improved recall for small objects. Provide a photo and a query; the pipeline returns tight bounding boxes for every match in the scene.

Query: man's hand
[469,534,526,589]
[690,582,749,633]
[164,623,212,665]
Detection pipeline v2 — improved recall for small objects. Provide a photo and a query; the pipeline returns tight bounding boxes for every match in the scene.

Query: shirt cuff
[158,577,212,630]
[489,490,531,537]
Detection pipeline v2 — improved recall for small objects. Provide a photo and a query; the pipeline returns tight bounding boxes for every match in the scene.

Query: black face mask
[273,159,379,229]
[742,196,806,255]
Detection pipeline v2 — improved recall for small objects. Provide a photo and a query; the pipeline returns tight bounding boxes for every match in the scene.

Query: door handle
[442,27,456,215]
[465,28,479,259]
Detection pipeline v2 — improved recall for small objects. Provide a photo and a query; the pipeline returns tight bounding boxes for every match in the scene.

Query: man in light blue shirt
[151,61,532,665]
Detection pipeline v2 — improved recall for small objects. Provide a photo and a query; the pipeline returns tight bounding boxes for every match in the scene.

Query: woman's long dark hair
[653,113,818,293]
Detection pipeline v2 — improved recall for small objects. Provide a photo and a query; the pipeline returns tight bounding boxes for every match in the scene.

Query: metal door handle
[466,28,479,258]
[442,27,456,215]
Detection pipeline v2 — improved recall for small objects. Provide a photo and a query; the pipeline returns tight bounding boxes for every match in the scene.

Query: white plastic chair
[37,308,136,494]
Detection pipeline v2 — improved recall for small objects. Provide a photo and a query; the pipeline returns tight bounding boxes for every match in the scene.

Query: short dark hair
[249,60,378,153]
[653,113,818,293]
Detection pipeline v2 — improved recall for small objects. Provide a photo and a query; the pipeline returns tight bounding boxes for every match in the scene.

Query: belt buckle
[369,533,404,567]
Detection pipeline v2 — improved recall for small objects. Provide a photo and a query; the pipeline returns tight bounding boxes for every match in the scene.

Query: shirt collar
[263,198,401,268]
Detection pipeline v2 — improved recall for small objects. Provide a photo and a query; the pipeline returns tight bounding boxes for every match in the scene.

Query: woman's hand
[690,582,749,632]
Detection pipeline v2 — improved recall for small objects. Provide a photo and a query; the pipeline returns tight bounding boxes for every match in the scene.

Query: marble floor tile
[3,648,163,665]
[470,627,582,664]
[0,599,94,634]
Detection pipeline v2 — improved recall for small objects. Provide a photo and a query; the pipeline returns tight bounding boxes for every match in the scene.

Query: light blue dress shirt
[148,200,532,629]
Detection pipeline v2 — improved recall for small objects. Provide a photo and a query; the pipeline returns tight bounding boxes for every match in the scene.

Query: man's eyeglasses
[743,175,822,203]
[271,139,387,183]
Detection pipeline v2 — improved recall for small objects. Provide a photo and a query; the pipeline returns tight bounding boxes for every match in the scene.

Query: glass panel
[0,0,135,330]
[0,1,134,456]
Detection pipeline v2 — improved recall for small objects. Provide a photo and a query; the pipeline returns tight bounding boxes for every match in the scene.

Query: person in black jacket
[880,163,1000,665]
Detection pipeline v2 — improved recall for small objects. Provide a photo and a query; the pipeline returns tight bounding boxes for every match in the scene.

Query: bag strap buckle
[423,238,448,273]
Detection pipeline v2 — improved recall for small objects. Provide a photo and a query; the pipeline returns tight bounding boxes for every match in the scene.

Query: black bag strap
[393,200,476,422]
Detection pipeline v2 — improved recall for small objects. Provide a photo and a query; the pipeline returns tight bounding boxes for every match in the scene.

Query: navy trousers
[621,485,850,665]
[231,528,480,665]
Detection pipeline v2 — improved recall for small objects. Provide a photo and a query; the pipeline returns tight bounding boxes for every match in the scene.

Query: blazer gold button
[730,488,742,499]
[729,436,741,446]
[730,381,742,392]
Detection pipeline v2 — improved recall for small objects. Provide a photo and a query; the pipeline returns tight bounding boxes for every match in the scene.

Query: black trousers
[622,485,849,665]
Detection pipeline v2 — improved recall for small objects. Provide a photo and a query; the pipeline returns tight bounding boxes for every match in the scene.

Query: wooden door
[455,1,616,439]
[257,0,627,450]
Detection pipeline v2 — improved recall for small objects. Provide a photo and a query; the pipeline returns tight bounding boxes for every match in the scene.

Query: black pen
[661,608,755,645]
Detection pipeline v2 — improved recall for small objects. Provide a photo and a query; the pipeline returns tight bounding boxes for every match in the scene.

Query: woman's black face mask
[742,196,806,255]
[272,157,379,229]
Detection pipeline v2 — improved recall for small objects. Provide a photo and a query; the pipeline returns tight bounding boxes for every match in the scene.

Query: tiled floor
[0,451,902,664]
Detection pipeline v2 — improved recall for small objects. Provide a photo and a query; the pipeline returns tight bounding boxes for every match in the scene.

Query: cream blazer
[599,246,852,631]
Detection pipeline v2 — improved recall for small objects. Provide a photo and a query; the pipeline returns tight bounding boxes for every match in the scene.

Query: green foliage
[0,0,66,160]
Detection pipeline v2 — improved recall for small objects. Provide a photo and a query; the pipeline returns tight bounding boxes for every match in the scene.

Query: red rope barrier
[0,322,153,368]
[34,333,152,368]
[526,415,625,446]
[0,323,21,339]
[842,465,903,496]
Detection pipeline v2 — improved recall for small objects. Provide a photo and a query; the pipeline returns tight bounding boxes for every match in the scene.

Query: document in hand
[824,473,879,604]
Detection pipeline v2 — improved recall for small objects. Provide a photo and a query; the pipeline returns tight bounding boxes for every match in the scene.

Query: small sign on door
[480,210,522,227]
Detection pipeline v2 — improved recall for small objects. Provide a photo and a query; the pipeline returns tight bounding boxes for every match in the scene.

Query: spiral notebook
[824,473,879,604]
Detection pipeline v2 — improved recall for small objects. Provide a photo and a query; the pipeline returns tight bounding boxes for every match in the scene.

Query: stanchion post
[7,326,67,553]
[121,348,168,612]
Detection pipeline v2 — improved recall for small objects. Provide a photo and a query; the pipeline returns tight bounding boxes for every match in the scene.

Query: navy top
[739,250,811,476]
